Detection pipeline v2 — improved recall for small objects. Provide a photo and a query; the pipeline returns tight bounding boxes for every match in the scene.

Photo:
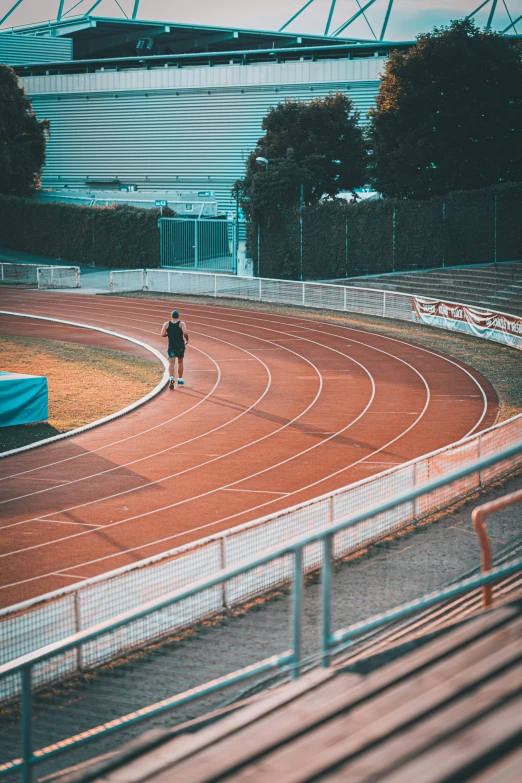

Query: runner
[161,310,189,390]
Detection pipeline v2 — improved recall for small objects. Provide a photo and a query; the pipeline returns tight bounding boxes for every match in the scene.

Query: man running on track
[161,310,189,390]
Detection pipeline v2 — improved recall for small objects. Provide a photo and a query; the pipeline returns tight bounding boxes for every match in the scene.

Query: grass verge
[0,336,163,452]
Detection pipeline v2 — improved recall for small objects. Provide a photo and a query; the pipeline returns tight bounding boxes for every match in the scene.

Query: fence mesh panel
[304,283,345,311]
[345,287,384,316]
[0,262,38,284]
[110,269,144,292]
[37,266,79,289]
[385,292,414,321]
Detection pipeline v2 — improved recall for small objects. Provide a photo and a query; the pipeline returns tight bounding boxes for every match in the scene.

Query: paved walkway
[0,247,112,291]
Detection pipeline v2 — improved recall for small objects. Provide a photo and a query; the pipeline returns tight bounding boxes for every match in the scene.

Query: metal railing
[108,269,522,351]
[159,218,238,273]
[1,441,521,782]
[472,488,522,608]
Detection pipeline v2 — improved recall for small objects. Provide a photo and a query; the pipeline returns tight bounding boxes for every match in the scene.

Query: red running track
[0,289,499,608]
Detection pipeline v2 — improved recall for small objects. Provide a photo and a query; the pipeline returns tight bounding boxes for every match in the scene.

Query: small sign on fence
[155,200,168,207]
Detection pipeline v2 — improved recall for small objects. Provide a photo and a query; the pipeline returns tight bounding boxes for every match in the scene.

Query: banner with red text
[413,298,522,350]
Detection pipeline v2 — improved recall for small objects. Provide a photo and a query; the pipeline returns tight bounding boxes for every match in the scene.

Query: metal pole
[57,0,65,21]
[257,223,260,277]
[321,535,333,667]
[392,206,396,272]
[299,184,304,282]
[21,666,33,783]
[442,200,445,268]
[131,0,141,19]
[494,194,497,267]
[292,547,304,679]
[345,216,348,278]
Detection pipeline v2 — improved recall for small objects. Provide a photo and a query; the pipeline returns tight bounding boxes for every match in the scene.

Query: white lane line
[222,489,290,496]
[0,318,326,534]
[42,293,490,440]
[0,326,222,483]
[0,330,272,506]
[0,293,445,588]
[1,323,437,582]
[172,300,491,438]
[51,572,91,580]
[34,518,103,527]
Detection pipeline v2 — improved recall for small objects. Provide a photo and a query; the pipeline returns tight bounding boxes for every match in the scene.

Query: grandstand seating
[339,262,522,316]
[64,592,522,782]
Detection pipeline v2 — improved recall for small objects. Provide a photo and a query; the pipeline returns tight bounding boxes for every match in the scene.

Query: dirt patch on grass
[0,336,163,452]
[109,291,522,423]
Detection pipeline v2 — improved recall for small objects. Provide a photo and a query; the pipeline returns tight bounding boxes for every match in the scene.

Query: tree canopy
[236,92,366,222]
[0,65,49,196]
[368,19,522,199]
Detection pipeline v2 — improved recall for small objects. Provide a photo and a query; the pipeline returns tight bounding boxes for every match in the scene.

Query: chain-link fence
[250,188,522,280]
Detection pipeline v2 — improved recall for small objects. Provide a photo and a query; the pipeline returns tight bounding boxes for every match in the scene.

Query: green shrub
[0,195,174,268]
[250,182,522,280]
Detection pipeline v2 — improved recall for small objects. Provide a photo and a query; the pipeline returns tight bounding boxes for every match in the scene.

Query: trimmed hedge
[0,195,173,268]
[249,182,522,280]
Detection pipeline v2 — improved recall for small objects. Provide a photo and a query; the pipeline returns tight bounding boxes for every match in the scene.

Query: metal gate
[159,217,237,273]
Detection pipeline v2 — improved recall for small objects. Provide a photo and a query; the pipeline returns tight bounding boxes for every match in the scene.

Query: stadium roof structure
[2,15,381,60]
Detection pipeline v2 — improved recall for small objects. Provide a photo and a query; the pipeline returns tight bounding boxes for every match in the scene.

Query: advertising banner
[413,298,522,350]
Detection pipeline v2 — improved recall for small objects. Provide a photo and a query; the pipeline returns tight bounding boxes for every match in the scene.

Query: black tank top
[167,321,184,351]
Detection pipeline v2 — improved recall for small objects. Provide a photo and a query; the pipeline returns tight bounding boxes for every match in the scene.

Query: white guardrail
[0,262,80,289]
[111,268,522,351]
[1,270,522,702]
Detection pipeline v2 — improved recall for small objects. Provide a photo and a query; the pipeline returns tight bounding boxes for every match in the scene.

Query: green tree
[0,65,49,196]
[236,92,366,223]
[368,19,522,199]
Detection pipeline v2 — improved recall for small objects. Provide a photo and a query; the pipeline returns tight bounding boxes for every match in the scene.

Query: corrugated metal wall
[23,59,382,215]
[0,33,72,65]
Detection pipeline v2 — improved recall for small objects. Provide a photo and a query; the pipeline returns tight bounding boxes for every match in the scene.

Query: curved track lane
[0,289,499,607]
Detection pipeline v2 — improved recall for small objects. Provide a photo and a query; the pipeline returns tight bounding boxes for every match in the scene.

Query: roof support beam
[0,0,25,27]
[486,0,499,29]
[502,11,522,31]
[380,0,394,40]
[279,0,316,32]
[132,0,140,20]
[324,0,337,35]
[332,0,379,36]
[85,0,104,15]
[57,0,66,21]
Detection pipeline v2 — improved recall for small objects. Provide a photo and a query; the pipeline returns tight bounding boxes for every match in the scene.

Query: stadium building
[0,13,403,216]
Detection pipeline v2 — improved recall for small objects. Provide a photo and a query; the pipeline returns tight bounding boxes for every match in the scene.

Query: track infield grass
[0,336,163,453]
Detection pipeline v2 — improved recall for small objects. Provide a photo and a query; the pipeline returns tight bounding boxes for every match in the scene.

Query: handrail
[1,439,521,678]
[472,488,522,608]
[0,440,521,780]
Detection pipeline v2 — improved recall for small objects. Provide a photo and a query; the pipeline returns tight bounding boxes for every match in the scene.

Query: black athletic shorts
[168,346,185,359]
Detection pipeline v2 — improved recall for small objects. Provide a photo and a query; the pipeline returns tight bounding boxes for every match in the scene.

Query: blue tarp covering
[0,372,48,427]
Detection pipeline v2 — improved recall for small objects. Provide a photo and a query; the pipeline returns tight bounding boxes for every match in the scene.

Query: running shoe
[177,379,185,386]
[169,379,175,390]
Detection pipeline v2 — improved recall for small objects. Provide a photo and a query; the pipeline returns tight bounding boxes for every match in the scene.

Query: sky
[0,0,520,41]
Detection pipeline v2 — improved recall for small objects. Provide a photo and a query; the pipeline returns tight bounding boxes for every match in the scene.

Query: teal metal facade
[22,58,382,215]
[0,32,72,65]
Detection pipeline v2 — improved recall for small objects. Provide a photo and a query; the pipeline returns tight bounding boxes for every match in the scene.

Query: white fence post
[214,274,218,298]
[383,291,387,318]
[109,272,114,293]
[343,286,347,311]
[259,278,263,302]
[302,282,306,306]
[220,537,228,609]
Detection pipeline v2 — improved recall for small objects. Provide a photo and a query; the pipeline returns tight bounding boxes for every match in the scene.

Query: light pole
[255,157,269,276]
